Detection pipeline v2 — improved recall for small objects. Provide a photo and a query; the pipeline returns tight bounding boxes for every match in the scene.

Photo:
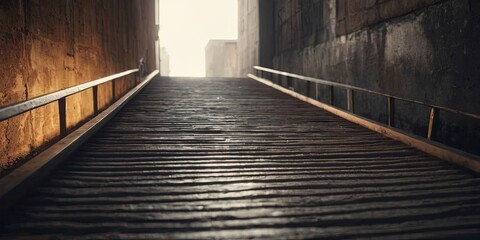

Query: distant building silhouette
[205,40,238,77]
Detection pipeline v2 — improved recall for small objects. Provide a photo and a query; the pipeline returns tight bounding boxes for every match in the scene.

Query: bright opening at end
[159,0,238,77]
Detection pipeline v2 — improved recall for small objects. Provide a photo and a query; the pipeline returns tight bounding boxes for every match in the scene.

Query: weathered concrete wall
[336,0,444,36]
[268,0,480,154]
[0,0,156,173]
[160,47,170,76]
[237,0,259,77]
[205,40,238,77]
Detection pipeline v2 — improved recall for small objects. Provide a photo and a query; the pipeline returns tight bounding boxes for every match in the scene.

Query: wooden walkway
[2,77,480,239]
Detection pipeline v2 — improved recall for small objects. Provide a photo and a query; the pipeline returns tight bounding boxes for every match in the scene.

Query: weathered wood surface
[1,77,480,239]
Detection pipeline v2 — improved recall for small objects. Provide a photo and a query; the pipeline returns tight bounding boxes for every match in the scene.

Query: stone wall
[268,0,480,154]
[336,0,444,36]
[0,0,157,173]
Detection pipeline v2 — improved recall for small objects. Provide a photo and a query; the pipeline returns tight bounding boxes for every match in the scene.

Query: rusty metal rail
[253,66,480,122]
[251,66,480,171]
[1,77,480,239]
[253,66,480,128]
[0,69,139,135]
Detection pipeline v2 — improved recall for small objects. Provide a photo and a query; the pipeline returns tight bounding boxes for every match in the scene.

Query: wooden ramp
[2,77,480,239]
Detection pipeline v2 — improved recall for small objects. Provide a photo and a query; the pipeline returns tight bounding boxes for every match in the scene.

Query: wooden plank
[3,74,480,239]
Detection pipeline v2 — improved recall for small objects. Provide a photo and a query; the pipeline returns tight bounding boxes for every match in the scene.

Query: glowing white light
[159,0,238,77]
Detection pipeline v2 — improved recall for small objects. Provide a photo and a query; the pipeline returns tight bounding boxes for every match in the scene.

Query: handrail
[249,71,480,172]
[0,69,139,122]
[0,69,159,213]
[253,66,480,144]
[254,66,480,121]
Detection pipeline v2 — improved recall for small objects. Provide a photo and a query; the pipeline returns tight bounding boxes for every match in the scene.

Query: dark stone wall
[258,0,275,68]
[0,0,156,173]
[270,0,480,154]
[336,0,444,36]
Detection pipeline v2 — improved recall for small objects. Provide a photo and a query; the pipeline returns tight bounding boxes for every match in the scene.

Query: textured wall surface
[237,0,259,77]
[0,0,156,173]
[205,40,238,77]
[268,0,480,154]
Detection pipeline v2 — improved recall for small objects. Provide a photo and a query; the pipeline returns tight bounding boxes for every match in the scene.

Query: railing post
[347,89,354,112]
[427,107,439,140]
[306,81,311,98]
[136,72,141,85]
[388,97,395,127]
[92,86,99,115]
[315,83,319,100]
[112,79,116,102]
[288,76,293,90]
[329,86,334,105]
[58,97,67,136]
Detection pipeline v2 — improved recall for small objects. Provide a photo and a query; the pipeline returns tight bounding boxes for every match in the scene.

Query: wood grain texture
[1,77,479,239]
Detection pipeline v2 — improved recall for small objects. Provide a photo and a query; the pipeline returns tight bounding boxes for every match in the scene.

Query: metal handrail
[253,66,480,141]
[0,68,139,134]
[254,66,480,121]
